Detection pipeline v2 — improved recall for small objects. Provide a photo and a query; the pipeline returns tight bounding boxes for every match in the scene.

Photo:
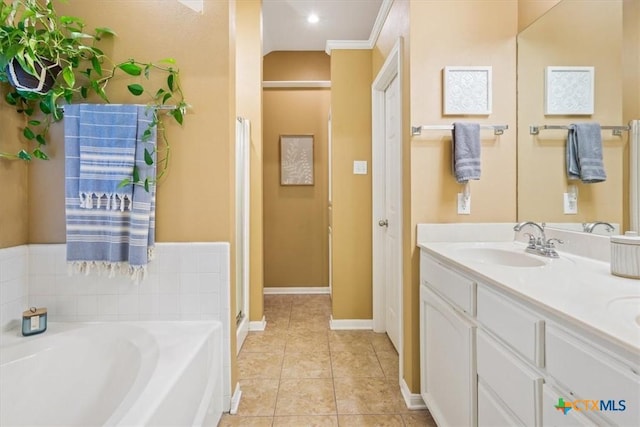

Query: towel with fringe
[567,123,606,183]
[452,122,481,183]
[64,104,156,282]
[77,104,139,210]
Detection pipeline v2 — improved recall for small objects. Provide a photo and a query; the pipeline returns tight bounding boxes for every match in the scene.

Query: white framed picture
[545,66,595,115]
[443,66,492,115]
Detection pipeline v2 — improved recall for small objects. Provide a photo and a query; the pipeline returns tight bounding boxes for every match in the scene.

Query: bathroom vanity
[418,225,640,427]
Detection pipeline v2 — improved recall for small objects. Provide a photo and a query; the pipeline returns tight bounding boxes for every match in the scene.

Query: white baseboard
[401,378,427,410]
[329,316,373,330]
[236,316,249,354]
[249,316,266,331]
[264,286,330,295]
[229,382,242,415]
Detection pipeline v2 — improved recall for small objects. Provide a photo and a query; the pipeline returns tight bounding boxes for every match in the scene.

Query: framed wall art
[280,135,314,186]
[443,66,492,115]
[545,66,595,115]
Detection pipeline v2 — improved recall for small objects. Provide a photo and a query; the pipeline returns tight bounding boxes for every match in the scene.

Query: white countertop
[418,239,640,357]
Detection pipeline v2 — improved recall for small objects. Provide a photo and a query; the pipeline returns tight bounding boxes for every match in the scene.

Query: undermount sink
[456,247,547,267]
[606,297,640,328]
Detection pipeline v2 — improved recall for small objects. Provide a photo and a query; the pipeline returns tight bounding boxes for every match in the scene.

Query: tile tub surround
[0,242,232,410]
[219,294,437,426]
[0,246,29,334]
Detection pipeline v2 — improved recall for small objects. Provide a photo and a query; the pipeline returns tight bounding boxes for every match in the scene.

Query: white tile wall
[0,246,29,334]
[0,242,232,410]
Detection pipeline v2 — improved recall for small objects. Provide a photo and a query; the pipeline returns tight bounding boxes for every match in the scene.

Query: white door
[382,74,402,351]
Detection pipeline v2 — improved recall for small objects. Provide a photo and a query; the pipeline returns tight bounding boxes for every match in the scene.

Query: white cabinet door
[420,285,477,427]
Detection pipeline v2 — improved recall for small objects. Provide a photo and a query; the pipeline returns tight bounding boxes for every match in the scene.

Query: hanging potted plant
[0,0,187,186]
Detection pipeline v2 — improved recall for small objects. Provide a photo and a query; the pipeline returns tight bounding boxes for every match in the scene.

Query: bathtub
[0,321,223,427]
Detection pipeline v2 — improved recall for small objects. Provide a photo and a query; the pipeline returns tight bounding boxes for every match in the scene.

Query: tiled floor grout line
[223,295,435,426]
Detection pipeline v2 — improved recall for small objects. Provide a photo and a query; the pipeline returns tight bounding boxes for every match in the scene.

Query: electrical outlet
[563,193,578,214]
[457,193,471,215]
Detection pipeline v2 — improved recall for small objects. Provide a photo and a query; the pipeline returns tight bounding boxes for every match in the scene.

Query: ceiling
[262,0,384,55]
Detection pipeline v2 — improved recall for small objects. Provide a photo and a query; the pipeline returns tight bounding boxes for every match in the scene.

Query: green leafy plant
[0,0,187,185]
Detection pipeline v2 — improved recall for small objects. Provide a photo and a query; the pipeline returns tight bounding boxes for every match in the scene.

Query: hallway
[219,294,436,426]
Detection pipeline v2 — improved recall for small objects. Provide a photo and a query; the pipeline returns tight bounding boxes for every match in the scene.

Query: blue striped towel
[64,104,156,281]
[77,104,138,210]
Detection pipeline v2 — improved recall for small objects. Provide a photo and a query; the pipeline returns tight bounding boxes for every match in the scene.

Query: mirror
[516,0,633,235]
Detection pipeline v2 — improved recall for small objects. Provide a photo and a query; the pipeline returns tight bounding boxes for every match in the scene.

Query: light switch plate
[353,161,368,175]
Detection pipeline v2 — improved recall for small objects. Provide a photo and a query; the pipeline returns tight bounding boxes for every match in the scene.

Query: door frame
[235,117,251,353]
[372,37,403,376]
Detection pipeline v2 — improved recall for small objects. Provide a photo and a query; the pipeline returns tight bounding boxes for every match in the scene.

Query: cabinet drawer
[542,383,598,427]
[420,252,475,314]
[477,330,543,427]
[546,324,640,426]
[478,380,524,427]
[477,285,544,366]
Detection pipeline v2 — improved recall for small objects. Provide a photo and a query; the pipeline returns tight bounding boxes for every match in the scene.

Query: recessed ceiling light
[307,13,319,24]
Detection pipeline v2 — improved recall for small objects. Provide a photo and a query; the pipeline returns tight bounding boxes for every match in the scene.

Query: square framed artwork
[443,66,492,115]
[545,66,595,115]
[280,135,314,186]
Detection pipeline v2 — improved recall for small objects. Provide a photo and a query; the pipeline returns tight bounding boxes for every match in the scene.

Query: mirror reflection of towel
[452,122,481,183]
[567,123,606,183]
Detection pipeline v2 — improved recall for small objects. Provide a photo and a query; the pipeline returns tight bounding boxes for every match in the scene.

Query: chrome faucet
[583,221,615,233]
[513,221,563,258]
[514,221,546,242]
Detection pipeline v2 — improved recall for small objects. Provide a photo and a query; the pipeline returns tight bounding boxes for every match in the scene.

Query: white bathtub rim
[1,321,223,427]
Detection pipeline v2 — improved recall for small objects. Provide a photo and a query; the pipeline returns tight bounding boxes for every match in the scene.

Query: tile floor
[218,294,437,427]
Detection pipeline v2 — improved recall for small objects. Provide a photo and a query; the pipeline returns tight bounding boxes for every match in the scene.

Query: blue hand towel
[452,122,481,183]
[64,104,156,281]
[77,104,138,210]
[567,123,606,183]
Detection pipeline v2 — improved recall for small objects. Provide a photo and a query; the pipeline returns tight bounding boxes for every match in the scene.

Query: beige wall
[0,91,29,248]
[623,0,640,230]
[407,0,518,393]
[263,52,330,288]
[330,49,373,319]
[236,0,264,323]
[517,1,624,226]
[264,51,331,81]
[27,0,236,244]
[517,0,562,32]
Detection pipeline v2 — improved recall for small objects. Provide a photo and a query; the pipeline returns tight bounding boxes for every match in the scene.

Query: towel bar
[411,124,508,136]
[529,124,630,136]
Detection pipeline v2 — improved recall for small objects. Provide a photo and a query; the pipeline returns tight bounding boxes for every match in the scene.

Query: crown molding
[325,0,394,55]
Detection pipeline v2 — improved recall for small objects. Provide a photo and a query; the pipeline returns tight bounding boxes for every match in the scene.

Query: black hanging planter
[6,58,62,95]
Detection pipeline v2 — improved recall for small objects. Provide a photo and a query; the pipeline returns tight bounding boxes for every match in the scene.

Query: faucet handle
[545,238,564,248]
[523,232,538,249]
